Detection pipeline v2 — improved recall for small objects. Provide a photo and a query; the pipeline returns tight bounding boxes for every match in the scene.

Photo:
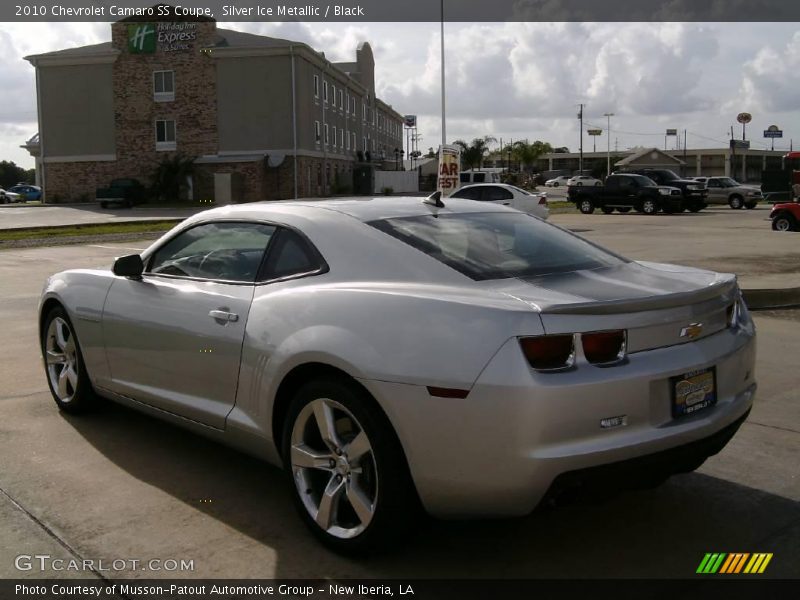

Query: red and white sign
[437,145,460,196]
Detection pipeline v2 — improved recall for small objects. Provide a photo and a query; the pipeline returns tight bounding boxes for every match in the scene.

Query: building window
[339,89,343,110]
[351,97,356,115]
[352,132,356,150]
[340,128,344,148]
[331,84,336,107]
[362,101,366,121]
[155,119,176,151]
[324,123,329,145]
[346,130,350,150]
[313,75,319,99]
[314,120,321,143]
[345,91,349,114]
[323,81,328,104]
[332,125,337,147]
[153,71,174,102]
[363,136,367,152]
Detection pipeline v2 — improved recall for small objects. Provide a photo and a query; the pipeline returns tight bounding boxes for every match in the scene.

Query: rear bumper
[364,323,756,518]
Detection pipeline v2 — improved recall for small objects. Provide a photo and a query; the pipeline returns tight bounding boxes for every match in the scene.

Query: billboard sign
[437,145,460,196]
[587,129,602,136]
[666,128,678,136]
[403,115,417,128]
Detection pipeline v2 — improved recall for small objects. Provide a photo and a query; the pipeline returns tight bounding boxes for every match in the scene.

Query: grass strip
[0,220,179,242]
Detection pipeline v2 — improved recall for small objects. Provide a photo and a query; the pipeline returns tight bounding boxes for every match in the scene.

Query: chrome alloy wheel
[45,317,79,403]
[290,398,378,539]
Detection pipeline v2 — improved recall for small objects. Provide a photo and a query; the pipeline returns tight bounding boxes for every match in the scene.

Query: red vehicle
[784,151,800,185]
[770,202,800,231]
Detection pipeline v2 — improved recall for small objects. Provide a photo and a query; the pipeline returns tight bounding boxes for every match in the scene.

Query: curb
[0,218,184,235]
[742,287,800,310]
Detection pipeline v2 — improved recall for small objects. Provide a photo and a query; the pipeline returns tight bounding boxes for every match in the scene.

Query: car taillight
[519,335,574,371]
[581,330,626,365]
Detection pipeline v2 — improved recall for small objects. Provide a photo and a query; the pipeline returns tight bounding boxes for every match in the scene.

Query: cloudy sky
[2,21,800,167]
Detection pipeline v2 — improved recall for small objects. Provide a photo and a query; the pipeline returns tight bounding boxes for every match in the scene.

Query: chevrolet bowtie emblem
[680,323,704,339]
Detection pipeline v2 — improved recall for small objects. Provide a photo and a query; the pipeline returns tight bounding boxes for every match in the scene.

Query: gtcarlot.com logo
[697,552,773,574]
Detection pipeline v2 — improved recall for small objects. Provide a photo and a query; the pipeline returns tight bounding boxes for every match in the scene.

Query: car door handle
[209,310,239,323]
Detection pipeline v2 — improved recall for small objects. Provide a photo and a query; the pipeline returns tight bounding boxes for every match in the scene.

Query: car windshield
[631,175,657,187]
[370,212,627,281]
[655,170,679,181]
[507,185,531,195]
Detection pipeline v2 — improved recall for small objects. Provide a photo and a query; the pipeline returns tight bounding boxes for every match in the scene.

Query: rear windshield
[369,212,627,281]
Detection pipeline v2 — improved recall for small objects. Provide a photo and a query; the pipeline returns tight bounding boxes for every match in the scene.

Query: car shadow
[64,401,800,579]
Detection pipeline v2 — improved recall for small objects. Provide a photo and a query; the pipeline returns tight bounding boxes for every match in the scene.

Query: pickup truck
[568,173,683,215]
[620,168,708,212]
[96,178,145,209]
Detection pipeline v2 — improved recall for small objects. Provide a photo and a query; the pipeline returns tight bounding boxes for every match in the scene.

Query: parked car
[450,183,549,219]
[458,169,503,187]
[96,178,145,208]
[8,184,42,201]
[769,202,800,231]
[620,169,707,212]
[568,173,683,214]
[545,176,571,187]
[692,177,761,209]
[39,196,756,552]
[0,187,23,204]
[567,175,602,187]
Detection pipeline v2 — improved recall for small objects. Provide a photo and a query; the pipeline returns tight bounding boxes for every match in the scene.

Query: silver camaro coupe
[39,195,756,552]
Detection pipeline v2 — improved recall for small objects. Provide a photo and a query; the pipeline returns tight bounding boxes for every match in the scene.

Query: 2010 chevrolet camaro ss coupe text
[39,196,756,552]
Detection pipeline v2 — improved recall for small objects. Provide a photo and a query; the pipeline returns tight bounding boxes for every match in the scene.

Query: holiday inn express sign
[128,22,198,53]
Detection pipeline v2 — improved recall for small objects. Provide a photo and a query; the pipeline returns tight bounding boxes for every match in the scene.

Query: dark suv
[619,169,707,212]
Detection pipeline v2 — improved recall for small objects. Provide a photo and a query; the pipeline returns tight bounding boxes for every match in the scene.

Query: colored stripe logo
[697,553,773,574]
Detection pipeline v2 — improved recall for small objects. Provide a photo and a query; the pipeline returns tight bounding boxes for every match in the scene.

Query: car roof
[186,196,515,225]
[457,183,511,189]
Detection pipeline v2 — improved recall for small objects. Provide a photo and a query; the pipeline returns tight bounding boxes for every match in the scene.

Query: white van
[459,168,504,187]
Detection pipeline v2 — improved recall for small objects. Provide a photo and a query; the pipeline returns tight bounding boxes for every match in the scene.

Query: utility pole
[440,0,446,146]
[683,129,687,178]
[577,103,584,174]
[603,112,614,177]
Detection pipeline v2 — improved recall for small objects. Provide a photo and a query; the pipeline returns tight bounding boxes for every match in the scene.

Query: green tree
[453,136,497,170]
[0,160,31,188]
[511,140,553,172]
[150,154,195,202]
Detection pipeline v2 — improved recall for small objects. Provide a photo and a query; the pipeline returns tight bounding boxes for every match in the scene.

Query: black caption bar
[5,579,800,600]
[5,0,800,22]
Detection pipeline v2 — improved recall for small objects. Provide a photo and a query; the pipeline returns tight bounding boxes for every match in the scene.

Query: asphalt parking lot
[0,205,798,580]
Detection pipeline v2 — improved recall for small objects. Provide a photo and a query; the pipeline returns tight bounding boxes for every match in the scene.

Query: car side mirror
[113,254,144,278]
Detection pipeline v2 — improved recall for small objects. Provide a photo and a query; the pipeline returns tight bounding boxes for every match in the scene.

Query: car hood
[479,260,737,315]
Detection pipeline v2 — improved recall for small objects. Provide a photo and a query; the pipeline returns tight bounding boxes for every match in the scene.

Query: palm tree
[150,154,195,202]
[511,140,553,173]
[454,136,498,170]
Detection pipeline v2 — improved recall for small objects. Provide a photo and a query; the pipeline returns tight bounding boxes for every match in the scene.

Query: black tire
[595,182,602,187]
[745,201,757,209]
[100,201,108,209]
[729,195,744,210]
[601,206,614,214]
[641,198,659,215]
[282,378,419,554]
[772,213,797,232]
[688,204,703,213]
[578,198,595,214]
[41,306,96,414]
[553,182,559,187]
[124,200,133,209]
[617,207,632,213]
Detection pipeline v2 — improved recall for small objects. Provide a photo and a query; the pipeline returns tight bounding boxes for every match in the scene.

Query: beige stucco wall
[39,64,116,157]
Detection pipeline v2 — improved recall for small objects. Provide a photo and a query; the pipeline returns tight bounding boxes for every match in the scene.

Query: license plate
[671,367,717,418]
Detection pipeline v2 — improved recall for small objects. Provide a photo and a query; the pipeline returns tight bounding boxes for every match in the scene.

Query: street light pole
[577,104,584,173]
[604,112,614,177]
[440,0,446,146]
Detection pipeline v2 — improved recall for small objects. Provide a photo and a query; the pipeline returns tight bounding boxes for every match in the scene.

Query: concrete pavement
[0,204,199,230]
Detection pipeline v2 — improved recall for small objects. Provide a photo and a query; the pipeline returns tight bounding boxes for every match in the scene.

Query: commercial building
[23,7,405,203]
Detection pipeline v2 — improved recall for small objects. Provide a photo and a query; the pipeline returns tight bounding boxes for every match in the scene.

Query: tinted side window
[473,173,486,183]
[484,186,513,201]
[452,187,482,200]
[149,222,275,282]
[459,173,470,183]
[262,228,325,280]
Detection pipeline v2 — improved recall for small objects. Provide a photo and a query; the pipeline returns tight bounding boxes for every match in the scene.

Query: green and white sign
[128,24,156,54]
